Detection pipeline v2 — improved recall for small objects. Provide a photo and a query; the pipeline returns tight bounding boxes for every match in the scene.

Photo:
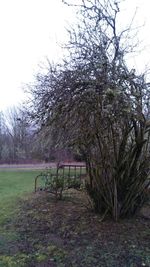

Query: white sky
[0,0,150,111]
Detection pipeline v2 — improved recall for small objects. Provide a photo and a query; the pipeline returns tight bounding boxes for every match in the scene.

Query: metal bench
[34,163,87,200]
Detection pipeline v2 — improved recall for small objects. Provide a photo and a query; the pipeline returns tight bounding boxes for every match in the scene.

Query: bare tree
[30,0,150,220]
[0,107,35,163]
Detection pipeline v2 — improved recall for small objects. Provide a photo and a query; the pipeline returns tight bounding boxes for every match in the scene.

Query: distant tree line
[0,108,33,163]
[0,107,75,164]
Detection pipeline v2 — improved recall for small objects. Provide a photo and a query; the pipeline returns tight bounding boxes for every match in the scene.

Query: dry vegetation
[1,190,149,267]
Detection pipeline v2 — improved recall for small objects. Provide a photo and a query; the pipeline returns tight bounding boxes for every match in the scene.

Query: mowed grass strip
[0,170,39,198]
[0,166,86,201]
[0,169,42,225]
[0,170,43,266]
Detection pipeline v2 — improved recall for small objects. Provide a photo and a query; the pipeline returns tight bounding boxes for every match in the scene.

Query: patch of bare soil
[5,191,150,267]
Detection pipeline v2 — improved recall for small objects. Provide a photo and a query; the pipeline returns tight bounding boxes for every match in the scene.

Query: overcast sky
[0,0,150,111]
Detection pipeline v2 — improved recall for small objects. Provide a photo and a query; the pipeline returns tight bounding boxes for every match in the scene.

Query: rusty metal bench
[34,163,87,200]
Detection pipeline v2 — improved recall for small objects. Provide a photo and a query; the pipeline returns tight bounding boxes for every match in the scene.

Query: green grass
[0,167,85,228]
[0,170,41,225]
[0,167,86,224]
[0,168,86,266]
[0,169,44,266]
[0,170,39,199]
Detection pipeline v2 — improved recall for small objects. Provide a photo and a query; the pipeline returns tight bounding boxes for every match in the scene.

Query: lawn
[0,169,42,267]
[0,170,39,199]
[0,170,41,224]
[0,169,149,267]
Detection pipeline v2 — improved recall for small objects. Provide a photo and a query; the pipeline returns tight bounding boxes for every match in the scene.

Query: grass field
[0,166,85,227]
[0,170,39,199]
[0,170,41,224]
[0,169,43,267]
[0,167,86,224]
